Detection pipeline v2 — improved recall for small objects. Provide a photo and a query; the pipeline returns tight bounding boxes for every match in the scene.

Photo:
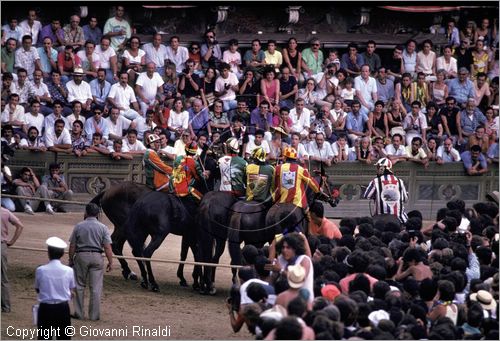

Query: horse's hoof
[151,284,160,292]
[122,271,130,280]
[179,279,188,287]
[128,272,138,281]
[209,287,217,296]
[140,281,148,289]
[199,288,208,295]
[192,282,200,291]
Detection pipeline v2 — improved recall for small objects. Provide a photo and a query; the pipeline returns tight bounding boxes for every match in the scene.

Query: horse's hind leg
[142,233,169,292]
[111,229,137,280]
[176,236,189,287]
[130,246,148,290]
[210,237,227,287]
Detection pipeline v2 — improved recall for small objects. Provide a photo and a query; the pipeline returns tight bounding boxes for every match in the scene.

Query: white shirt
[165,46,189,73]
[66,80,92,104]
[32,82,51,104]
[122,139,146,152]
[143,43,169,68]
[106,116,131,138]
[35,260,75,303]
[437,145,461,162]
[66,114,86,128]
[294,143,309,158]
[245,139,270,156]
[95,45,116,69]
[136,72,164,101]
[290,108,311,134]
[76,50,101,71]
[239,278,276,306]
[108,83,138,113]
[307,141,334,160]
[24,112,45,133]
[384,144,407,156]
[45,128,71,147]
[123,48,146,65]
[215,73,239,101]
[222,50,242,75]
[436,56,457,75]
[331,141,350,157]
[133,117,157,140]
[19,19,42,45]
[354,75,377,109]
[1,105,26,129]
[167,110,189,130]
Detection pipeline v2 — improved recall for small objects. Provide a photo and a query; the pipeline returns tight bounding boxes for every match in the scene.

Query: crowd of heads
[230,198,498,340]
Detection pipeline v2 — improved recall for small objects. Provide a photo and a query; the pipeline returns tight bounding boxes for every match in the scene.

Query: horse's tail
[89,190,106,208]
[227,210,242,267]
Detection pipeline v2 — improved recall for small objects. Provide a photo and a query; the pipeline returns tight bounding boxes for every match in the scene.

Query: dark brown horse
[90,181,199,287]
[125,191,201,292]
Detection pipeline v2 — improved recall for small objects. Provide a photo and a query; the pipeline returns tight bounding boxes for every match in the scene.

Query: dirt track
[1,212,251,340]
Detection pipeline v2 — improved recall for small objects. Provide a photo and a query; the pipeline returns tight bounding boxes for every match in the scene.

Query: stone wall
[6,151,498,219]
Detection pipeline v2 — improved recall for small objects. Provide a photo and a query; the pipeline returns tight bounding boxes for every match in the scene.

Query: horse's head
[310,172,340,208]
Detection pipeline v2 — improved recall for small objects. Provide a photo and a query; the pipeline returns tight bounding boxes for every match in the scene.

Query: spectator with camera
[201,30,222,70]
[215,63,239,112]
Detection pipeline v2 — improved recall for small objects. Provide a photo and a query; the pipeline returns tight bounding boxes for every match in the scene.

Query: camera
[317,111,325,120]
[412,124,419,130]
[224,83,231,90]
[408,230,417,238]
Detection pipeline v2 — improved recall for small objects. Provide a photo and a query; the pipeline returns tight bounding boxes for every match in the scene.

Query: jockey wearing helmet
[143,134,173,192]
[362,157,409,223]
[169,141,206,201]
[218,137,247,197]
[246,146,275,204]
[273,146,321,209]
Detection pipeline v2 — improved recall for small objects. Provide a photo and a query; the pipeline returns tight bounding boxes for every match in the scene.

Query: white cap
[368,309,390,327]
[46,237,67,249]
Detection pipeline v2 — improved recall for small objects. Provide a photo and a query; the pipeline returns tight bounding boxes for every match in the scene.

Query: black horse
[90,182,199,288]
[196,191,237,295]
[90,181,150,281]
[125,191,202,292]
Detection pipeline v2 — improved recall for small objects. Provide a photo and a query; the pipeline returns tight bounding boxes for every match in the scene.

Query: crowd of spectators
[226,198,499,340]
[1,8,498,177]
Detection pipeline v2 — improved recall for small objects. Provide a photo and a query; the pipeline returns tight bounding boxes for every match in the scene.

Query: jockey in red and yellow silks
[169,142,204,201]
[273,147,320,209]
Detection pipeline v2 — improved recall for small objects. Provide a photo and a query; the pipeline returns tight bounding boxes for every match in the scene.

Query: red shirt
[57,52,81,73]
[308,217,342,240]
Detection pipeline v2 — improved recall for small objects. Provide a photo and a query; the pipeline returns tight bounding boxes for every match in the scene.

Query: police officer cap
[46,236,67,249]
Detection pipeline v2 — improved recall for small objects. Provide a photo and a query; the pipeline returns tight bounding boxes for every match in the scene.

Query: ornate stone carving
[339,184,362,200]
[438,184,462,201]
[86,176,111,195]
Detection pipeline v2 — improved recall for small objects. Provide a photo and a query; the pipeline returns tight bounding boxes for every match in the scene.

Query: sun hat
[287,264,306,289]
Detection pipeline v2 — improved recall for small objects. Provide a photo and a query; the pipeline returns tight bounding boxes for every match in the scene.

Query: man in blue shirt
[188,98,210,138]
[82,16,103,45]
[346,100,368,145]
[90,68,111,112]
[461,145,489,176]
[458,98,487,146]
[448,67,476,108]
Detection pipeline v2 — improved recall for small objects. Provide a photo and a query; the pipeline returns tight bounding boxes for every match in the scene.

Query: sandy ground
[0,212,252,340]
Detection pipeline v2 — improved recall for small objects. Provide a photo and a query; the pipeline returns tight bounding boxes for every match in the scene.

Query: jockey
[143,134,173,192]
[169,141,205,201]
[218,137,247,198]
[363,157,409,223]
[246,146,275,205]
[273,146,321,210]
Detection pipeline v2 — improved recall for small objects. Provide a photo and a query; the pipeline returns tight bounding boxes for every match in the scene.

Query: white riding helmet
[147,134,160,146]
[226,137,240,153]
[375,158,393,172]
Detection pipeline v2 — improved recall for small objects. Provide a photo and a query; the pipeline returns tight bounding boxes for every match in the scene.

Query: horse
[125,191,202,292]
[90,181,200,288]
[196,191,237,295]
[199,174,339,294]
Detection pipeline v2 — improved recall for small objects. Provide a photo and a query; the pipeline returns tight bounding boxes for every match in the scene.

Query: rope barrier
[2,194,89,206]
[9,245,243,269]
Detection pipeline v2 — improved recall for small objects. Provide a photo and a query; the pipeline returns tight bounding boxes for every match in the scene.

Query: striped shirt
[363,173,408,223]
[273,162,319,209]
